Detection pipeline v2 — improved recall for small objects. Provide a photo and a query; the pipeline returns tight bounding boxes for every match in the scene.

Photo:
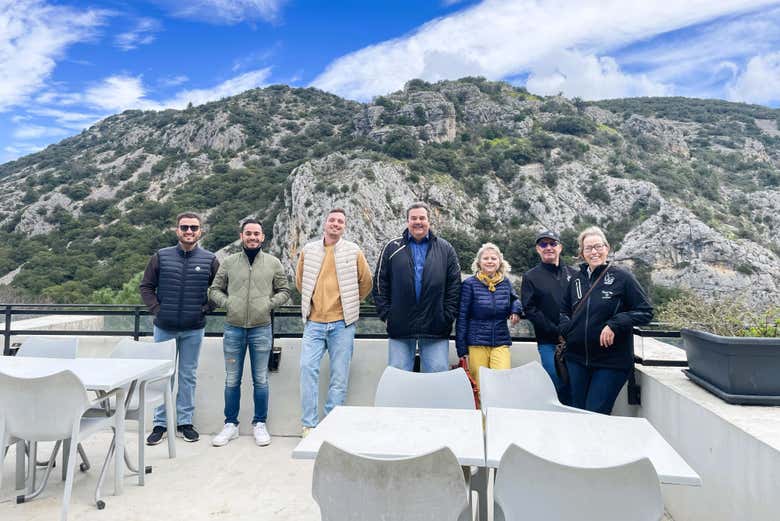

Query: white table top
[292,405,486,467]
[0,356,172,391]
[486,407,701,486]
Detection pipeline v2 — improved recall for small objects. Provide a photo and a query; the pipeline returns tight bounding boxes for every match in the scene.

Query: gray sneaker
[253,422,271,446]
[212,423,239,447]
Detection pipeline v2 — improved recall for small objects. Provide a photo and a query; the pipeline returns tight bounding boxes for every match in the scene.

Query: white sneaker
[212,423,239,447]
[253,422,271,446]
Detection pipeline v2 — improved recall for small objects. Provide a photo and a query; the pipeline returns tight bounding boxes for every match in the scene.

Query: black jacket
[139,244,218,331]
[559,262,653,370]
[373,229,461,339]
[456,276,522,357]
[521,262,577,345]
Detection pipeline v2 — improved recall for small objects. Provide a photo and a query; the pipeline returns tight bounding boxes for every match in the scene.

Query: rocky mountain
[0,78,778,306]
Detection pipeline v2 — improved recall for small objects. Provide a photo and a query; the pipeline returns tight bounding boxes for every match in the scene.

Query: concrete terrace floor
[1,432,675,521]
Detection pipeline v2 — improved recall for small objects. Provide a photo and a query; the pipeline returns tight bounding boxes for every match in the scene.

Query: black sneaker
[177,424,200,442]
[146,426,166,446]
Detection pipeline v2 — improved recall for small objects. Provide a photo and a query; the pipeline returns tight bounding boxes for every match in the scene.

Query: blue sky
[2,0,780,163]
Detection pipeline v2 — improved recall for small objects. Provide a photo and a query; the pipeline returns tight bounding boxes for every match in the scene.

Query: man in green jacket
[208,219,290,447]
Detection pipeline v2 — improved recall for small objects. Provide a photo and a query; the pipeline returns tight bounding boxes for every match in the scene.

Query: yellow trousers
[468,345,511,389]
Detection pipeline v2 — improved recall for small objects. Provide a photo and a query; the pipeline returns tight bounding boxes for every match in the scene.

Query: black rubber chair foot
[96,500,106,510]
[80,463,89,472]
[145,466,152,474]
[16,495,25,504]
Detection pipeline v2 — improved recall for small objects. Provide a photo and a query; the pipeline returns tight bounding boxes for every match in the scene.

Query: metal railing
[2,303,682,363]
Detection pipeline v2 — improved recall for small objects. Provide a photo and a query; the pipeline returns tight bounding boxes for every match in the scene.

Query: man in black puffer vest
[140,212,219,445]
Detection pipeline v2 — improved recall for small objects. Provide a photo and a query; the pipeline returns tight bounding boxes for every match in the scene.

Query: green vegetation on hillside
[0,79,778,304]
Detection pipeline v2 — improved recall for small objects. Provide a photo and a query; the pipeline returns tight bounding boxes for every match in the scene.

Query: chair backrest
[494,444,663,521]
[111,338,176,363]
[312,441,470,521]
[374,367,475,409]
[111,338,176,396]
[480,362,584,413]
[17,337,79,358]
[0,370,90,441]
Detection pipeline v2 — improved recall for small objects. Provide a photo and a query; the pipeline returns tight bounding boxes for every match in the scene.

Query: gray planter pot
[681,328,780,405]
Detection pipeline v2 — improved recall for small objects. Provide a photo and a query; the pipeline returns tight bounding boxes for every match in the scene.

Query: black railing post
[133,306,141,341]
[3,305,11,356]
[268,309,281,372]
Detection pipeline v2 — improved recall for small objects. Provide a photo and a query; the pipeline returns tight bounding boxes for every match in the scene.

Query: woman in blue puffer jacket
[456,242,522,388]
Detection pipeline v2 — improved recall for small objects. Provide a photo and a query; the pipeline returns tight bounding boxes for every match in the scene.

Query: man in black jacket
[373,202,461,372]
[139,212,219,444]
[521,230,576,404]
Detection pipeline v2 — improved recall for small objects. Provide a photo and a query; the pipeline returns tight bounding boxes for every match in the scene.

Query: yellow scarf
[476,271,503,292]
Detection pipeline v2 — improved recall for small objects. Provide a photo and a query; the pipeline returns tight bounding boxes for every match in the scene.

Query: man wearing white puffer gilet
[296,208,373,438]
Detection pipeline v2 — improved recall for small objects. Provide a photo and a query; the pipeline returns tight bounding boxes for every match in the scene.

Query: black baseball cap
[535,230,561,244]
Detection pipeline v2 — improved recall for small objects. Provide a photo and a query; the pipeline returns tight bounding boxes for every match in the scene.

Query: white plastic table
[485,407,701,486]
[0,356,173,495]
[292,405,486,466]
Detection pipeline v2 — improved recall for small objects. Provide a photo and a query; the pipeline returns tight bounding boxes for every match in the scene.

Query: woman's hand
[599,325,615,348]
[459,355,469,371]
[509,313,520,325]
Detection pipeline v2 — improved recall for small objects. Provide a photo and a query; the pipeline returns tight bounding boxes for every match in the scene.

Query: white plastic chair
[0,370,118,521]
[16,336,91,492]
[17,336,79,358]
[493,443,664,521]
[374,366,475,409]
[479,361,591,414]
[109,338,177,464]
[312,441,471,521]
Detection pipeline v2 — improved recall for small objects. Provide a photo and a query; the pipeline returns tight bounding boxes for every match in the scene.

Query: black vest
[155,245,215,331]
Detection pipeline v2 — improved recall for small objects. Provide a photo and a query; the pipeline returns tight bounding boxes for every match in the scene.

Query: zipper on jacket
[245,255,253,328]
[584,273,592,367]
[491,290,496,347]
[178,251,189,330]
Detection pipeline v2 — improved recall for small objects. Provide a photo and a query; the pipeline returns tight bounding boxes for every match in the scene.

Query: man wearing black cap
[521,230,577,404]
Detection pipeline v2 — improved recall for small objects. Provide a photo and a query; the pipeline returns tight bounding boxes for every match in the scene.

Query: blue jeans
[222,323,272,425]
[300,320,356,428]
[152,326,204,428]
[566,358,630,414]
[538,343,571,405]
[388,337,450,373]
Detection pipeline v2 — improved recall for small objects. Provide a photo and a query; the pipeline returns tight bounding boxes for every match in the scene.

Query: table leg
[62,439,70,481]
[114,386,127,495]
[471,467,489,521]
[137,383,146,486]
[15,440,25,491]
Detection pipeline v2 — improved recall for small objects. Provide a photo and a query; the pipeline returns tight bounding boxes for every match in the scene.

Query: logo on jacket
[601,290,613,300]
[195,266,201,272]
[574,279,582,299]
[603,272,614,285]
[566,273,572,282]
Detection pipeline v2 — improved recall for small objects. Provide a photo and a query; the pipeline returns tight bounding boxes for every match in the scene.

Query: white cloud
[115,18,161,51]
[0,0,108,111]
[158,68,272,108]
[158,75,189,87]
[4,143,45,157]
[312,0,779,101]
[40,68,272,114]
[12,124,69,139]
[526,51,670,99]
[159,0,288,24]
[28,107,102,129]
[84,75,147,111]
[727,51,780,105]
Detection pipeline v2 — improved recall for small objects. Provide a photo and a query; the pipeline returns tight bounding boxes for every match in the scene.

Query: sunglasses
[537,240,558,248]
[179,225,200,232]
